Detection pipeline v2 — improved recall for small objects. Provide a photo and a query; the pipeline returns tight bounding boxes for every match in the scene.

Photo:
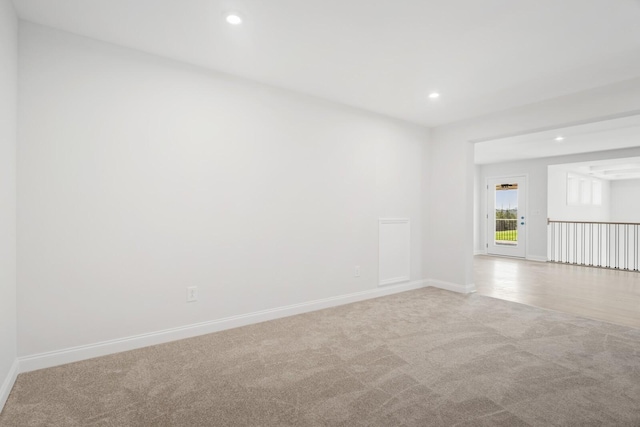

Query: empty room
[1,0,640,426]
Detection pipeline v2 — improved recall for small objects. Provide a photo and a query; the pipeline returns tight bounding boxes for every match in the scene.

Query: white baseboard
[0,359,19,413]
[428,279,476,294]
[379,276,411,286]
[19,279,429,373]
[474,249,487,255]
[526,255,548,262]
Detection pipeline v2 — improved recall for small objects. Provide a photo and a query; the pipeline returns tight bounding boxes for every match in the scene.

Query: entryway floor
[474,255,640,329]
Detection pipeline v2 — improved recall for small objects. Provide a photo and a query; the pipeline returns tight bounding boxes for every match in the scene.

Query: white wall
[425,126,475,291]
[0,0,18,410]
[477,160,548,260]
[17,23,428,358]
[473,165,481,254]
[476,147,640,261]
[13,18,640,374]
[611,179,640,222]
[430,76,640,289]
[547,166,610,222]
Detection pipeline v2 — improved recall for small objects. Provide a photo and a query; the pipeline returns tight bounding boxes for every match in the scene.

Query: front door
[487,176,526,257]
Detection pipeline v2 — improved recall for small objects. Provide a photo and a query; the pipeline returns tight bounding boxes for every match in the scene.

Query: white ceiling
[12,0,640,127]
[474,114,640,165]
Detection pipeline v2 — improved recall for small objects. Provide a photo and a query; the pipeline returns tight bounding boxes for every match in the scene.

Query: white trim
[378,218,411,224]
[474,249,487,255]
[428,279,476,294]
[526,255,548,262]
[378,218,411,287]
[379,276,410,286]
[0,359,19,413]
[19,279,429,373]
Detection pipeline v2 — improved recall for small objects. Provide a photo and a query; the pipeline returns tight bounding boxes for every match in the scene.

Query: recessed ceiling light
[428,92,440,99]
[226,14,242,25]
[554,136,565,142]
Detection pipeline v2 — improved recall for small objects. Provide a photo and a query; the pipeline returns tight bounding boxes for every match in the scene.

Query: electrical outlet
[355,266,361,277]
[186,286,198,302]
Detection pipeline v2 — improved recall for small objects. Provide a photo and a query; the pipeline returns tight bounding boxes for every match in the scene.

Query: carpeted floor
[1,287,640,426]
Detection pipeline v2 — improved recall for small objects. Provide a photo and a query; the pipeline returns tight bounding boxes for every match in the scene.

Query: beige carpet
[1,287,640,426]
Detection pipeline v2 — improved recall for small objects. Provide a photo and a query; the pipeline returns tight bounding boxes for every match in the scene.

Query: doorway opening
[473,113,640,329]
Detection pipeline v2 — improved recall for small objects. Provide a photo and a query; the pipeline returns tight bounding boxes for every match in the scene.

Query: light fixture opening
[555,136,565,142]
[226,14,242,25]
[428,92,440,99]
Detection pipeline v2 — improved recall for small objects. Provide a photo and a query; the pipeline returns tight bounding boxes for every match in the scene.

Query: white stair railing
[547,220,640,271]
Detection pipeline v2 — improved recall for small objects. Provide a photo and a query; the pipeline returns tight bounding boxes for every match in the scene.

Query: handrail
[547,219,640,226]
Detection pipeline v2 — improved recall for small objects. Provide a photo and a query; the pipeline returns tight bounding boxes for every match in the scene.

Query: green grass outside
[495,230,518,241]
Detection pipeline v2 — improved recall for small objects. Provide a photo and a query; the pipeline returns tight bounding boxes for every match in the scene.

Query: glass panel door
[487,176,526,258]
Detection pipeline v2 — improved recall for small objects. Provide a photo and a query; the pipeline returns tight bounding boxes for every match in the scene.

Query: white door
[487,176,527,257]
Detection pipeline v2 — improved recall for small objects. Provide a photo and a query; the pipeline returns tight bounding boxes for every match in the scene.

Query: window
[567,174,581,205]
[567,173,602,206]
[592,180,602,205]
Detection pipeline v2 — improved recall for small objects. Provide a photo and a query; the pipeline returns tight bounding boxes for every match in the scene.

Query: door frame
[486,175,528,258]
